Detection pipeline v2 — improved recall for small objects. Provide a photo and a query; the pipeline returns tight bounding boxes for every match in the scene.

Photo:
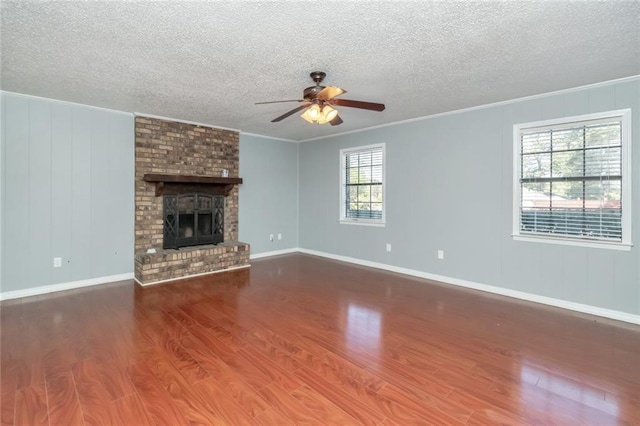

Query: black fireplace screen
[163,193,223,249]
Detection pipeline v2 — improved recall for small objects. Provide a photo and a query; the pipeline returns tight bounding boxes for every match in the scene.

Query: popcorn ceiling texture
[1,1,639,141]
[134,116,248,285]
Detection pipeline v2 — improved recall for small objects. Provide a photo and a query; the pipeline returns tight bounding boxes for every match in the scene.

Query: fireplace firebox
[163,193,224,249]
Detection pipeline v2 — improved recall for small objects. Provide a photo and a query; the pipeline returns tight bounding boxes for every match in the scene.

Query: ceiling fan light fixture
[301,103,322,122]
[322,105,338,121]
[300,111,315,123]
[302,104,339,125]
[317,106,338,124]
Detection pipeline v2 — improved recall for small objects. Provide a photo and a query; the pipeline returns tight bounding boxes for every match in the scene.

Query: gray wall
[2,79,638,316]
[239,134,298,255]
[1,92,135,293]
[0,93,301,295]
[299,79,640,315]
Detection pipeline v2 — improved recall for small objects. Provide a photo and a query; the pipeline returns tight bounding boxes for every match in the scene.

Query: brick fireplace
[134,116,250,285]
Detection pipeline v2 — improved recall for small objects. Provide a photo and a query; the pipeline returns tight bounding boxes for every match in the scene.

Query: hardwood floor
[1,253,639,425]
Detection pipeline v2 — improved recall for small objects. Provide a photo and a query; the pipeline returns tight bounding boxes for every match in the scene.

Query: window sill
[512,234,632,251]
[340,220,385,227]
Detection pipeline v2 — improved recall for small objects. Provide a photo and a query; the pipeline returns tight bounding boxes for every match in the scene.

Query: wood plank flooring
[1,253,639,425]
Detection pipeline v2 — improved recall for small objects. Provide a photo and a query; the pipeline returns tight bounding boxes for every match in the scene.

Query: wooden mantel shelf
[144,174,243,185]
[143,174,243,196]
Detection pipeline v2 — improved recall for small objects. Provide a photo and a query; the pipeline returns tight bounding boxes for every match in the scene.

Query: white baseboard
[3,248,638,326]
[250,248,299,260]
[297,248,640,326]
[0,273,134,301]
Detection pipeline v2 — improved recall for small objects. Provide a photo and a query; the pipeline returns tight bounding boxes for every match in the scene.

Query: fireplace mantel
[143,174,243,196]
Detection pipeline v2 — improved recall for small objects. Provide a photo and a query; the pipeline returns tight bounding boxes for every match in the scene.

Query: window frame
[512,109,632,251]
[339,143,386,227]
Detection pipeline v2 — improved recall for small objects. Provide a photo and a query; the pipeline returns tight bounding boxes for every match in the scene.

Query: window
[513,110,632,250]
[340,144,385,226]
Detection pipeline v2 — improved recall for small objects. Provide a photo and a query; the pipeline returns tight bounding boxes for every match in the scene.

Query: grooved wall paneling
[238,134,298,255]
[1,93,134,293]
[298,78,640,315]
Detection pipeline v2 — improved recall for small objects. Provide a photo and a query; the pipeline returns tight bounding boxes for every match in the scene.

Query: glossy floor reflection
[1,253,639,425]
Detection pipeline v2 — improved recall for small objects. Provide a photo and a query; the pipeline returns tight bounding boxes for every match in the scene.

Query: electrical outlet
[269,234,274,242]
[53,257,62,268]
[437,250,444,260]
[386,243,391,252]
[277,233,282,240]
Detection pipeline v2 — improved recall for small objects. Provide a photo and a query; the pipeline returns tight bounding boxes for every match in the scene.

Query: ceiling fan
[255,71,385,126]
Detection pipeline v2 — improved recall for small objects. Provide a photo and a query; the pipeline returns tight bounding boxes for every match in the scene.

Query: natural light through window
[513,110,632,250]
[519,364,618,421]
[340,144,385,226]
[346,303,382,356]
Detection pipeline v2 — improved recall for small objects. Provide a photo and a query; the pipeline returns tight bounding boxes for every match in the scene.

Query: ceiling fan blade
[271,104,310,122]
[317,86,346,101]
[255,99,304,105]
[332,98,385,111]
[329,115,343,126]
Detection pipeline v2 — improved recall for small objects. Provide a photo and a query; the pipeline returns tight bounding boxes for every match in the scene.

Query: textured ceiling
[2,1,639,142]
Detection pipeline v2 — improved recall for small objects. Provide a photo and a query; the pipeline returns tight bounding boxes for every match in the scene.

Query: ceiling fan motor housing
[303,85,325,101]
[303,71,328,100]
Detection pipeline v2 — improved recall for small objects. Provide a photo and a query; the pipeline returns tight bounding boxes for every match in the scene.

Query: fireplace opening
[163,193,223,249]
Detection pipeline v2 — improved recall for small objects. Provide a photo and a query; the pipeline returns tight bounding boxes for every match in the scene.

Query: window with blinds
[340,144,385,225]
[513,110,631,249]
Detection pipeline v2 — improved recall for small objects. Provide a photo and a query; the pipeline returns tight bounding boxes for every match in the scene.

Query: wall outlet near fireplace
[386,243,391,252]
[53,257,62,268]
[269,234,274,242]
[278,233,282,240]
[437,250,445,260]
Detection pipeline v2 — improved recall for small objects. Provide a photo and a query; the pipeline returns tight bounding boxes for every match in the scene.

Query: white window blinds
[517,113,628,243]
[341,145,384,223]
